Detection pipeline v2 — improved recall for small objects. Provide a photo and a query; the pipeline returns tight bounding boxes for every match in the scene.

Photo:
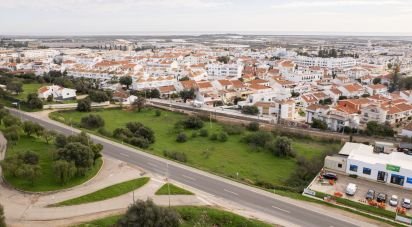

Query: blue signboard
[407,177,412,184]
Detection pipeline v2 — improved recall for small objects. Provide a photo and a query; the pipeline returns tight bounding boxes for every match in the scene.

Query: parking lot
[309,172,412,215]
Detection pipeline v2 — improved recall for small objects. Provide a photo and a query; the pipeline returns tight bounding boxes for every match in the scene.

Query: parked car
[402,198,411,209]
[365,189,375,200]
[377,193,387,203]
[345,183,357,196]
[323,172,338,180]
[389,195,398,206]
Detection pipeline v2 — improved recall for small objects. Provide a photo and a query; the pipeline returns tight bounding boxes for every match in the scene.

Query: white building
[294,56,357,69]
[38,85,77,100]
[207,63,243,79]
[327,142,412,189]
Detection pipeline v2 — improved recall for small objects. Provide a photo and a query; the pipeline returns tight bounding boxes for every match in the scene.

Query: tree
[56,142,95,175]
[0,109,9,125]
[119,76,133,89]
[2,115,21,128]
[311,119,328,130]
[26,93,43,109]
[266,137,294,157]
[366,121,395,137]
[0,203,5,227]
[77,98,91,112]
[88,90,109,103]
[241,106,259,115]
[181,116,204,129]
[131,97,146,112]
[6,82,23,94]
[47,94,54,102]
[217,132,228,142]
[125,122,155,143]
[242,131,273,148]
[23,121,43,137]
[42,130,56,144]
[18,151,39,165]
[16,164,41,185]
[2,126,20,145]
[216,56,230,64]
[176,133,187,143]
[53,160,77,185]
[389,64,401,92]
[247,122,260,131]
[179,76,190,81]
[55,134,68,148]
[117,199,179,227]
[80,114,105,129]
[179,88,195,103]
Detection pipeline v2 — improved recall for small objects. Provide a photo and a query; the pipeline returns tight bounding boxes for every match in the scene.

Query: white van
[345,183,357,196]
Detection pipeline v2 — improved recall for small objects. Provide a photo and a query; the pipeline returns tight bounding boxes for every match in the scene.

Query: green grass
[155,183,194,195]
[53,177,150,206]
[4,135,102,192]
[49,108,341,188]
[15,83,45,100]
[75,206,272,227]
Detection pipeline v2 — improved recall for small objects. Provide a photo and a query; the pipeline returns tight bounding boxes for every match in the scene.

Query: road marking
[271,205,290,213]
[182,175,196,181]
[119,153,129,157]
[224,189,239,196]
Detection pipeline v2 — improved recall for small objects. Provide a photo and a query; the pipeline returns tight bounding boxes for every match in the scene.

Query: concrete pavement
[6,108,380,227]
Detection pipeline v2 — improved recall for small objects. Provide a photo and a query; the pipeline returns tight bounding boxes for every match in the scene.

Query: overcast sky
[1,0,412,36]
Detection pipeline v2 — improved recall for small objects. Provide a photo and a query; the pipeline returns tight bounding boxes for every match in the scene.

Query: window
[363,167,371,175]
[349,165,358,172]
[338,163,342,168]
[390,174,405,186]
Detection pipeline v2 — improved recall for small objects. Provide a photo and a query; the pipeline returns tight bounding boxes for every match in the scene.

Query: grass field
[155,183,194,195]
[53,177,150,206]
[4,135,102,192]
[15,83,45,100]
[75,206,271,227]
[50,108,341,187]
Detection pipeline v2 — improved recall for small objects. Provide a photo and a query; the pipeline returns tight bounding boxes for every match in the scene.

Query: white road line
[224,189,239,196]
[271,205,290,213]
[119,153,129,157]
[182,175,196,181]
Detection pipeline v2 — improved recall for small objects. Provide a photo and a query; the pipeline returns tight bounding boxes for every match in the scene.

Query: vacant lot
[50,108,340,187]
[15,83,45,100]
[4,135,102,192]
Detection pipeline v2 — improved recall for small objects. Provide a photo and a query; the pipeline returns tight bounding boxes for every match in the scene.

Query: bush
[26,93,43,109]
[125,122,155,143]
[129,137,150,148]
[241,106,259,115]
[77,98,91,112]
[246,122,260,131]
[222,124,245,135]
[80,114,105,129]
[97,127,112,137]
[182,116,204,129]
[265,137,295,158]
[155,109,161,117]
[191,131,198,138]
[18,151,39,165]
[210,133,218,141]
[199,129,209,137]
[218,132,228,142]
[311,119,328,130]
[242,131,273,148]
[176,133,188,143]
[163,150,187,163]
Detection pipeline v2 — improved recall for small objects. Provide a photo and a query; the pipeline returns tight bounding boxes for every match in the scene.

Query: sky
[1,0,412,36]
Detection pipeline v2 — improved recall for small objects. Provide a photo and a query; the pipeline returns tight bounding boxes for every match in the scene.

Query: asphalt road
[9,108,361,227]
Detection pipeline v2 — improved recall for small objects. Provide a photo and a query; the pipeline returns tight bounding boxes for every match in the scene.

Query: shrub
[210,133,218,141]
[242,131,273,148]
[125,122,155,143]
[182,116,204,129]
[80,114,105,129]
[129,137,150,148]
[155,109,161,117]
[191,131,198,138]
[222,124,245,135]
[218,132,228,142]
[97,127,112,137]
[77,98,91,112]
[241,106,259,115]
[18,151,39,165]
[176,132,188,143]
[246,122,260,131]
[265,137,295,158]
[199,129,209,137]
[163,150,187,163]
